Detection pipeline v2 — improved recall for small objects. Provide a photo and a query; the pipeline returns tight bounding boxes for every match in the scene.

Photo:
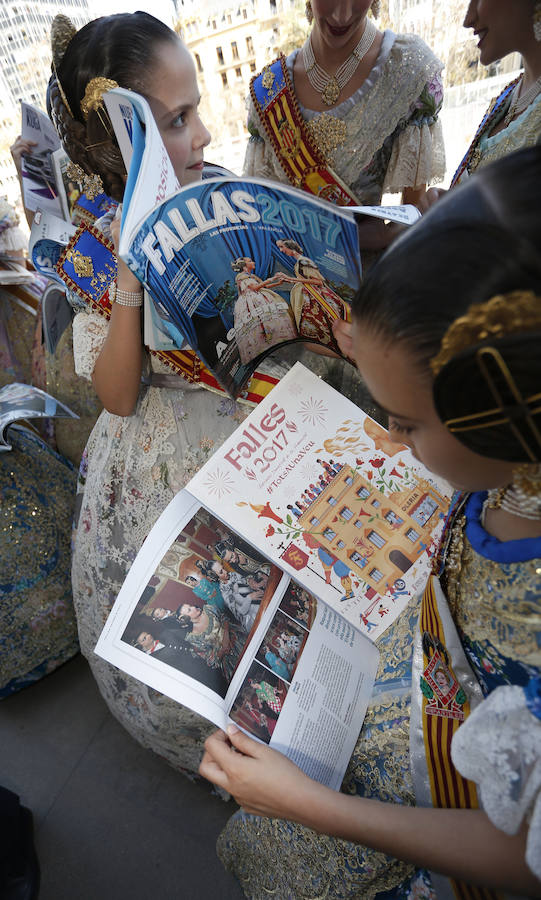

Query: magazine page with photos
[103,87,420,399]
[187,363,452,640]
[95,492,379,790]
[20,102,63,217]
[0,383,78,450]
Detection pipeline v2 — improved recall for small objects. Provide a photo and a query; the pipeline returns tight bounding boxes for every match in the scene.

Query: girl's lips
[327,22,354,36]
[475,29,488,48]
[188,161,204,170]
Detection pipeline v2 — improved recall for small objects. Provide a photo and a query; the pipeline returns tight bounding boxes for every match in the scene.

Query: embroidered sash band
[450,78,519,186]
[250,56,359,207]
[55,224,278,403]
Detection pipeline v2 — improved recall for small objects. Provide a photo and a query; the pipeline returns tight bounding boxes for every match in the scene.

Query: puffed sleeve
[451,680,541,880]
[71,310,109,381]
[383,73,446,193]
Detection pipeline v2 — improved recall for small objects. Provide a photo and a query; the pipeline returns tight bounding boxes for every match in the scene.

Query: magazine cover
[187,363,452,639]
[20,102,63,217]
[103,87,419,399]
[95,491,379,790]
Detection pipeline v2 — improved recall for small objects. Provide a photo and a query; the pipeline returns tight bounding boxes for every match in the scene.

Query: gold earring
[305,1,313,24]
[82,172,104,201]
[371,0,381,18]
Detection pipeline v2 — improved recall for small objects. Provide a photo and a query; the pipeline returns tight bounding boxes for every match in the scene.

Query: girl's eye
[388,417,414,436]
[171,112,187,128]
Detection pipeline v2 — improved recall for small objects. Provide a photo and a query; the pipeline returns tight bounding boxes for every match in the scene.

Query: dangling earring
[370,0,381,18]
[305,0,313,24]
[66,161,104,201]
[534,0,541,41]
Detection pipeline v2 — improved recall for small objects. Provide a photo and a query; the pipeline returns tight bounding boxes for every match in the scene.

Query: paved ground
[1,654,245,899]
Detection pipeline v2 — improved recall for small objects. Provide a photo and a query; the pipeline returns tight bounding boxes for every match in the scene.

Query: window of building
[221,71,228,87]
[323,527,336,541]
[235,66,242,78]
[369,567,384,582]
[250,61,256,71]
[309,516,320,526]
[384,510,403,526]
[349,550,364,566]
[246,35,254,54]
[411,495,438,526]
[344,475,353,485]
[270,0,277,10]
[327,496,337,506]
[243,7,248,17]
[367,530,386,549]
[231,40,239,59]
[336,539,345,549]
[216,46,224,64]
[354,519,362,528]
[356,486,370,500]
[339,506,353,521]
[371,498,380,508]
[212,19,217,29]
[405,527,419,542]
[195,53,203,72]
[227,13,232,23]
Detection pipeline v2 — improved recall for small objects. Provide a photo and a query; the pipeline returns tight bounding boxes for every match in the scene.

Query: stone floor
[1,654,244,899]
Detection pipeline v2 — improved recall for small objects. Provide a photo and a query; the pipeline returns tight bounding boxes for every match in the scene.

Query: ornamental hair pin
[430,291,541,376]
[50,14,77,118]
[80,77,119,127]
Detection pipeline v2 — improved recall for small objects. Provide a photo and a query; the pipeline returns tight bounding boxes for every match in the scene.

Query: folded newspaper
[103,87,420,399]
[96,364,450,788]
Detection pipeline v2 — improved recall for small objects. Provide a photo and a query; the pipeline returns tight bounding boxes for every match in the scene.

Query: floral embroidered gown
[233,270,296,366]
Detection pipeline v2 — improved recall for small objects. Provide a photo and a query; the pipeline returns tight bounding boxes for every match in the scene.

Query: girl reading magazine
[200,149,541,898]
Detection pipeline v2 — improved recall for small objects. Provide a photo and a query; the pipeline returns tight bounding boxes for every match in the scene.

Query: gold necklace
[302,18,377,107]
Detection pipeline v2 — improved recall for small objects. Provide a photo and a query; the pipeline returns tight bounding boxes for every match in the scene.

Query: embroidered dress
[233,271,296,365]
[69,214,257,777]
[1,427,79,698]
[217,492,541,898]
[245,32,445,204]
[289,256,347,347]
[185,605,244,683]
[453,91,541,186]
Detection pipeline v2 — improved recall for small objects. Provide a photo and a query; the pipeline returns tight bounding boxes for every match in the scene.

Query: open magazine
[20,102,63,217]
[96,364,450,787]
[0,383,78,451]
[103,88,420,399]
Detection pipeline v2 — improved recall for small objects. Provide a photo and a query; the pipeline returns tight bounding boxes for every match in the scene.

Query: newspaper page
[187,363,452,641]
[29,210,76,286]
[20,102,63,217]
[95,490,379,790]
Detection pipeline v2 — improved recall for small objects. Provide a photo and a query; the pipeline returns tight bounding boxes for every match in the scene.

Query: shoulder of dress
[390,31,443,75]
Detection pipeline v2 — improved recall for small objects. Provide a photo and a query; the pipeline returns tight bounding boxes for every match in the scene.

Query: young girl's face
[352,323,515,492]
[145,40,210,186]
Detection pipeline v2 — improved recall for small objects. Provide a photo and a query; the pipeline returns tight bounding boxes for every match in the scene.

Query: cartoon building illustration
[295,462,448,592]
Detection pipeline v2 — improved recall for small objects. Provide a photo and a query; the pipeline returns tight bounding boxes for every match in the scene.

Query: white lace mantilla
[451,685,541,880]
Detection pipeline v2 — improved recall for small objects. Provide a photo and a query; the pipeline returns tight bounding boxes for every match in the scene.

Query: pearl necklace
[303,18,377,107]
[483,464,541,522]
[503,74,541,126]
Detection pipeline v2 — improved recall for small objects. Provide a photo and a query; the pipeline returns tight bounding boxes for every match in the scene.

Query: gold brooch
[261,67,276,90]
[306,113,347,165]
[80,77,119,122]
[67,248,94,279]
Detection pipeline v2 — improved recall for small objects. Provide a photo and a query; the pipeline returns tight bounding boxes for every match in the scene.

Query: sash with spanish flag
[409,496,503,900]
[250,56,360,207]
[54,222,279,406]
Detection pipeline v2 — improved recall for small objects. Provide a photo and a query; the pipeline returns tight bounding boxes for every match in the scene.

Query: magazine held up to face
[98,88,419,400]
[96,365,450,790]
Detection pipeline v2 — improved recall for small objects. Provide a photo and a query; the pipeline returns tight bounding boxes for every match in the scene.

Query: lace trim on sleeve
[451,683,541,880]
[383,118,445,192]
[72,310,109,381]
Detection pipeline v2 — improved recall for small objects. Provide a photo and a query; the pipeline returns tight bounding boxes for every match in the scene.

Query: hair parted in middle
[351,146,541,464]
[47,12,180,201]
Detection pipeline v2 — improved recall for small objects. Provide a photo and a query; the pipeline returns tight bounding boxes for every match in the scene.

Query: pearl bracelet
[115,287,143,308]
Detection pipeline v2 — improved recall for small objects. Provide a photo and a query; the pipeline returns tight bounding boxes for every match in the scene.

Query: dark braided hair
[47,12,179,201]
[352,147,541,463]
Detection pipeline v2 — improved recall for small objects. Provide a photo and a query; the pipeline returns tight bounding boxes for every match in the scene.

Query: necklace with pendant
[303,17,377,107]
[503,73,541,126]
